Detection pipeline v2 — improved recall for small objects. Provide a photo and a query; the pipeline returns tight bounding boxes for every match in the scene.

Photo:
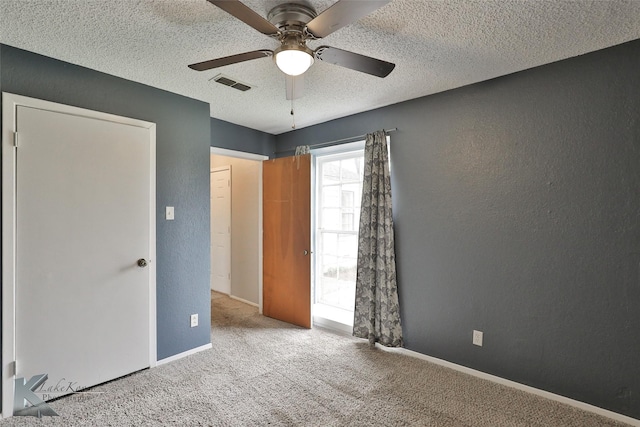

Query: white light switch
[166,206,175,220]
[473,330,483,347]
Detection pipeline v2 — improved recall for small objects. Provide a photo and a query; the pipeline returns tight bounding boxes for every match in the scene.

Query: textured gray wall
[211,117,276,157]
[276,39,640,419]
[0,44,212,361]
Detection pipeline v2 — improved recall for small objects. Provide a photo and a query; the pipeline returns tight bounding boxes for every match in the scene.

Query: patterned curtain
[294,145,310,169]
[294,145,310,155]
[353,130,403,347]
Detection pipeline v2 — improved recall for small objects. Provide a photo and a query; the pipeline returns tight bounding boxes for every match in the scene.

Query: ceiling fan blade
[286,75,304,100]
[208,0,280,36]
[188,50,273,71]
[314,46,395,78]
[305,0,390,38]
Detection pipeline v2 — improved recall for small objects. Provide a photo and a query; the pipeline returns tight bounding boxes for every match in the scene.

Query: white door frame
[210,147,267,314]
[1,92,157,418]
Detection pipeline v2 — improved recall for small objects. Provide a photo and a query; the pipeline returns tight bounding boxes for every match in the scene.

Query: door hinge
[13,132,19,148]
[11,360,16,376]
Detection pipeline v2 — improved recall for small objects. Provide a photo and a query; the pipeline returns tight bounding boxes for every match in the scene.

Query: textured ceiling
[1,0,640,134]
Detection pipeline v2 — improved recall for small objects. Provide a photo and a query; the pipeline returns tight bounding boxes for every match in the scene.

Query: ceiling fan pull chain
[291,98,296,129]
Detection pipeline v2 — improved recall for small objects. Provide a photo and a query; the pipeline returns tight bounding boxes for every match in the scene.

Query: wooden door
[15,104,151,401]
[263,154,311,328]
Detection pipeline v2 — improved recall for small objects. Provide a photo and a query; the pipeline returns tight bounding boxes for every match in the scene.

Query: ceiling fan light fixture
[274,45,314,76]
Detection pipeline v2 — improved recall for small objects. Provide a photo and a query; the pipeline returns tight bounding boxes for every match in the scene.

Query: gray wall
[0,44,212,361]
[211,117,276,157]
[276,39,640,419]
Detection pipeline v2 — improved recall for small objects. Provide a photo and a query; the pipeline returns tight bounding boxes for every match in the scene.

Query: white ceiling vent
[210,74,252,92]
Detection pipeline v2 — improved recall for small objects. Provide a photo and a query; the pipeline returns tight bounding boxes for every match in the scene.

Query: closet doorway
[210,166,231,294]
[210,148,267,311]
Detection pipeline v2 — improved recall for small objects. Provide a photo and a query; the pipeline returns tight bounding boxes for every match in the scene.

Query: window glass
[315,148,365,314]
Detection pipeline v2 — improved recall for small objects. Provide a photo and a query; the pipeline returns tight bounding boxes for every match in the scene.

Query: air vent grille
[232,83,251,92]
[215,76,235,86]
[210,74,253,92]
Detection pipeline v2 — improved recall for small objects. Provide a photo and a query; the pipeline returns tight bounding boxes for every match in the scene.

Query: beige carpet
[0,292,632,426]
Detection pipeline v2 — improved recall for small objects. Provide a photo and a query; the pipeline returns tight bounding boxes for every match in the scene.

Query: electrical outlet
[190,314,198,328]
[473,330,483,347]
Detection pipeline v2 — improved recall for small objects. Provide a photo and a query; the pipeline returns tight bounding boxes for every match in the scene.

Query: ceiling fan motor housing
[268,3,317,74]
[273,34,314,57]
[267,3,317,34]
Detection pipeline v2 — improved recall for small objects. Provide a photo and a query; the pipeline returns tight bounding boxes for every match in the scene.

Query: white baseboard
[155,343,212,366]
[229,295,258,307]
[377,345,639,426]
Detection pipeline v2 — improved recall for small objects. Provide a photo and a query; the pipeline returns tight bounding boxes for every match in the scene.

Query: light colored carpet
[1,292,632,426]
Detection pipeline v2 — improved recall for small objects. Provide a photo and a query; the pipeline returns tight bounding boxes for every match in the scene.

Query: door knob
[303,250,309,256]
[137,258,148,268]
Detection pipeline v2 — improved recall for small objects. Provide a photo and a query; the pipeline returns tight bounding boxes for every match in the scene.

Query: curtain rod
[275,128,397,155]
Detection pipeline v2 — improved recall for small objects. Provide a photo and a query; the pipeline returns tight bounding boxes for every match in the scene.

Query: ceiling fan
[189,0,395,98]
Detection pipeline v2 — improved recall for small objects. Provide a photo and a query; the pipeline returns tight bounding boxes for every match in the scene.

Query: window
[314,147,364,325]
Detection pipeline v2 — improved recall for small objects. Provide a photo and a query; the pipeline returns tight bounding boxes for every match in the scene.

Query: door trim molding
[210,147,267,314]
[1,92,157,418]
[210,146,267,162]
[211,165,230,173]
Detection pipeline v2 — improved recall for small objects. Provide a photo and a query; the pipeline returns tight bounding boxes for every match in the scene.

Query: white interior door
[14,104,152,400]
[211,167,231,294]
